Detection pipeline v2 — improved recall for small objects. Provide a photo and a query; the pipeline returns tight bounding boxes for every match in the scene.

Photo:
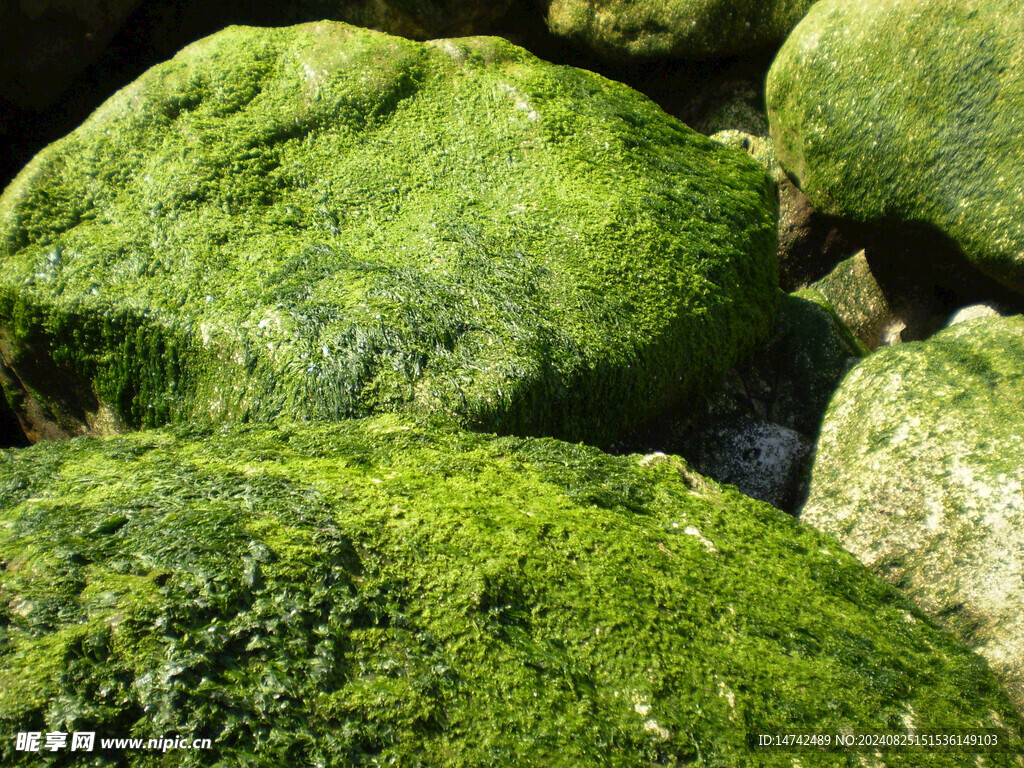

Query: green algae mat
[0,22,778,447]
[803,315,1024,715]
[767,0,1024,294]
[542,0,818,61]
[1,417,1023,766]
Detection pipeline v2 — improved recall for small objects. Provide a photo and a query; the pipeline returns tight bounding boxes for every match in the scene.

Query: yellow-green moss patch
[1,417,1022,765]
[0,23,778,446]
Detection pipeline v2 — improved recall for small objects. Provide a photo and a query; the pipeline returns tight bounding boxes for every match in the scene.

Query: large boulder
[541,0,819,61]
[1,417,1022,765]
[0,23,777,447]
[767,0,1024,294]
[802,316,1024,712]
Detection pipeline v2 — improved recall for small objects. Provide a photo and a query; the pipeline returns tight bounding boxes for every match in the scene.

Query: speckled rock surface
[946,302,1003,327]
[542,0,819,61]
[688,421,811,510]
[0,22,778,447]
[2,416,1023,765]
[767,0,1024,294]
[808,250,903,349]
[802,316,1024,712]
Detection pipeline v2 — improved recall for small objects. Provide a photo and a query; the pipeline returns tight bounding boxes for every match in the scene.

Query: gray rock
[691,422,811,510]
[802,316,1024,711]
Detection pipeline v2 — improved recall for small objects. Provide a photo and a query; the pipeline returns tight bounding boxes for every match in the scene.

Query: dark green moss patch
[0,417,1021,765]
[542,0,818,61]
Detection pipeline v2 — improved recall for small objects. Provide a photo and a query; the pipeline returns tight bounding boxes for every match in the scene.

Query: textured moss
[542,0,819,61]
[807,251,902,349]
[767,0,1024,294]
[1,417,1023,766]
[0,22,777,446]
[803,316,1024,713]
[710,131,784,184]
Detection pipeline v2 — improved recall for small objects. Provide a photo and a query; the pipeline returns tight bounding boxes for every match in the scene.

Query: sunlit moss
[543,0,819,61]
[0,23,777,446]
[1,417,1021,765]
[767,0,1024,293]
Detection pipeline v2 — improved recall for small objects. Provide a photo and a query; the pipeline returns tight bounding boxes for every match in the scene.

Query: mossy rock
[732,290,865,437]
[0,22,778,447]
[767,0,1024,294]
[710,130,784,184]
[802,316,1024,713]
[2,417,1023,765]
[807,250,903,349]
[651,290,863,511]
[541,0,819,61]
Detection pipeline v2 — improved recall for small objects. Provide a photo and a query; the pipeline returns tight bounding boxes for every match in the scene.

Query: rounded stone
[767,0,1024,294]
[0,22,778,446]
[541,0,819,61]
[803,316,1024,712]
[1,416,1021,763]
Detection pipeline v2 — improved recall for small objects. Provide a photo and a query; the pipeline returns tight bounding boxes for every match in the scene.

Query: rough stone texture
[710,130,782,184]
[1,417,1022,766]
[0,22,777,447]
[0,0,143,110]
[687,421,811,510]
[541,0,819,61]
[739,290,864,436]
[767,0,1024,294]
[947,302,1003,327]
[808,250,904,349]
[690,79,768,137]
[802,316,1024,712]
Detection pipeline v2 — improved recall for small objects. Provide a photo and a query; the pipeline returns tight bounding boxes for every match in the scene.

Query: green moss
[767,0,1024,294]
[807,251,900,349]
[543,0,819,61]
[803,316,1024,712]
[1,417,1022,765]
[0,23,777,446]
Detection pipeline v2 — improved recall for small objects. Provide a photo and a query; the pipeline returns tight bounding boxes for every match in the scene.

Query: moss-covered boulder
[0,22,777,447]
[2,417,1023,765]
[767,0,1024,294]
[542,0,819,61]
[802,316,1024,712]
[807,250,904,349]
